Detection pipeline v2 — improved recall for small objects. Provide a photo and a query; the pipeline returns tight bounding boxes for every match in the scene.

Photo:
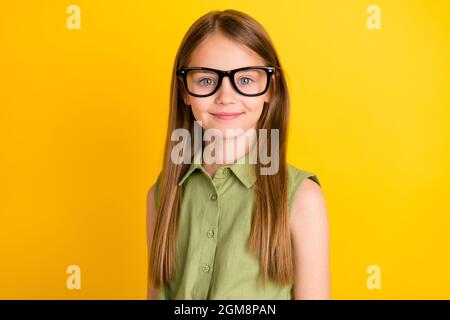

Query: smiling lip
[211,112,244,120]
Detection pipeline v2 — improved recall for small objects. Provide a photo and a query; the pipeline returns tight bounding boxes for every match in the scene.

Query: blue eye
[239,77,253,85]
[199,78,215,86]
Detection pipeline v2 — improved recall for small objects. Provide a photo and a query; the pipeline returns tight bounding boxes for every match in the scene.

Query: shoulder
[147,171,162,237]
[287,164,328,227]
[146,183,157,226]
[287,164,321,189]
[287,165,330,299]
[147,171,162,208]
[147,184,156,209]
[147,172,162,225]
[286,164,322,214]
[146,177,160,299]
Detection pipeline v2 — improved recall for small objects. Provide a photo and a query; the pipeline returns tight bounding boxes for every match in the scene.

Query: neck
[201,128,257,177]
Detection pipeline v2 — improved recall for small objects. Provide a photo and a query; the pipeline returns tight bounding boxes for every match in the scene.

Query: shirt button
[202,264,210,272]
[223,168,230,175]
[206,229,214,238]
[210,193,217,201]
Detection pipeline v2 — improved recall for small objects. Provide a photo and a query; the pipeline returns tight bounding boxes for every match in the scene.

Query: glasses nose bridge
[219,69,233,80]
[218,70,236,89]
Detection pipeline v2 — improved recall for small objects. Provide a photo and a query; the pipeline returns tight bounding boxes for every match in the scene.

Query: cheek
[189,98,213,124]
[242,99,265,124]
[190,99,209,114]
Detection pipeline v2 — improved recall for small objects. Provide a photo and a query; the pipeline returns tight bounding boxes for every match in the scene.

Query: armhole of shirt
[287,165,321,217]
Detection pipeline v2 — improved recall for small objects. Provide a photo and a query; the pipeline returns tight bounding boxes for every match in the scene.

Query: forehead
[187,32,266,70]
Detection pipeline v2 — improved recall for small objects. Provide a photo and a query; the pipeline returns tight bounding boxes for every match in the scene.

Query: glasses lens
[234,68,268,95]
[186,70,219,96]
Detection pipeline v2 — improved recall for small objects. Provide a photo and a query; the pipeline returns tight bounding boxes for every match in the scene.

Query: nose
[215,76,237,105]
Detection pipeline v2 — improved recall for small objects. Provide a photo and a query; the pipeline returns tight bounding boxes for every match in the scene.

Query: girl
[147,9,329,300]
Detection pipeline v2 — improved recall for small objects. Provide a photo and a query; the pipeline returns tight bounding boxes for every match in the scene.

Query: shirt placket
[194,166,231,299]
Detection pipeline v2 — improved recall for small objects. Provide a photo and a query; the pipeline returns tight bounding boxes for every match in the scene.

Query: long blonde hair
[149,9,292,289]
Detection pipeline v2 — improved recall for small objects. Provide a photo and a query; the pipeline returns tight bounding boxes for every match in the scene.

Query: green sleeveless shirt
[152,150,321,300]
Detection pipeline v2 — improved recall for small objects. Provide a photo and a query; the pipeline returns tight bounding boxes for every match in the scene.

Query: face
[182,32,272,138]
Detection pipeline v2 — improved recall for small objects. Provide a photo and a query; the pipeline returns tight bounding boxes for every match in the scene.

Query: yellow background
[1,0,449,299]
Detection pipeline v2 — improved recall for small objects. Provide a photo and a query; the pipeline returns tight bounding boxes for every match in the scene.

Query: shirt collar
[178,147,257,189]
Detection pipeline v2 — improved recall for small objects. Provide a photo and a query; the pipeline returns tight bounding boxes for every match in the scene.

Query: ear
[264,74,275,104]
[178,78,191,106]
[179,87,191,106]
[183,93,191,106]
[264,91,271,104]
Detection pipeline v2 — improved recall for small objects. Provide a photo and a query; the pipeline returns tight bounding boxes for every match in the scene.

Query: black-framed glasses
[177,66,275,97]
